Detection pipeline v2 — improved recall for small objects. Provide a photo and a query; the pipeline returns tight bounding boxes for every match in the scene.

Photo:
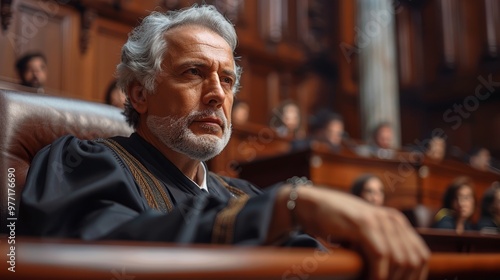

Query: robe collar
[112,133,232,203]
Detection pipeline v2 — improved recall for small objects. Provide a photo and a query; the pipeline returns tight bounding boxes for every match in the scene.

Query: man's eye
[187,68,200,76]
[221,77,233,85]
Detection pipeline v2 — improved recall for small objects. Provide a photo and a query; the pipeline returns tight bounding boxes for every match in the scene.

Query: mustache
[189,109,228,129]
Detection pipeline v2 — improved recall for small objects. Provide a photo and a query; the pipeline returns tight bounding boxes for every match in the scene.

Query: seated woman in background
[291,109,344,153]
[105,80,127,109]
[425,136,446,162]
[269,100,304,139]
[231,99,250,126]
[350,174,385,206]
[478,183,500,233]
[468,146,491,172]
[432,177,476,234]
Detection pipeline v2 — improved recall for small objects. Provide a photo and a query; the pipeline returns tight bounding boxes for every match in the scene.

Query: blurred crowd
[232,98,500,234]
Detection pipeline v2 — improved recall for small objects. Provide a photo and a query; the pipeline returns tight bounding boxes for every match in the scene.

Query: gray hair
[117,4,241,128]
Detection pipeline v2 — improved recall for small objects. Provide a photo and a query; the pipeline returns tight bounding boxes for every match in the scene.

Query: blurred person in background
[105,80,127,109]
[231,99,249,126]
[270,100,304,139]
[15,52,48,92]
[468,146,491,172]
[361,122,396,159]
[478,183,500,233]
[292,109,344,153]
[425,136,446,162]
[351,174,385,207]
[432,177,476,234]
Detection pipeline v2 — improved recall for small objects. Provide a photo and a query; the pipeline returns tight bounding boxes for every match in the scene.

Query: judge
[19,5,428,279]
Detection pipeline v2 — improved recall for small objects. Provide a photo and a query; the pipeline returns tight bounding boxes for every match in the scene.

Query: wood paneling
[92,18,129,102]
[0,0,78,95]
[397,0,500,160]
[238,147,500,215]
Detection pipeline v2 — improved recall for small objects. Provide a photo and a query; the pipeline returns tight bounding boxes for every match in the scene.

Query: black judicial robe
[19,133,318,247]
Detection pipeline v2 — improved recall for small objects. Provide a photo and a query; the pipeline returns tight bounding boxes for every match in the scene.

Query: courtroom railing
[1,237,499,280]
[418,228,500,253]
[237,147,500,215]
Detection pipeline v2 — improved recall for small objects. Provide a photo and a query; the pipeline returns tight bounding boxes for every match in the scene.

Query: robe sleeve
[18,135,280,245]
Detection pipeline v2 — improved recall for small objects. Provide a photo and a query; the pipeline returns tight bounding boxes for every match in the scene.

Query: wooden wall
[0,0,131,101]
[395,0,500,158]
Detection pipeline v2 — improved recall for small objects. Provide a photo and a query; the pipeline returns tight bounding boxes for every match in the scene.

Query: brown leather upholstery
[0,90,133,232]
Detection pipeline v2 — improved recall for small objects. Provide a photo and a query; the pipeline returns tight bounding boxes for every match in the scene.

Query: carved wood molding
[66,0,139,54]
[206,0,243,25]
[0,0,13,32]
[79,5,96,54]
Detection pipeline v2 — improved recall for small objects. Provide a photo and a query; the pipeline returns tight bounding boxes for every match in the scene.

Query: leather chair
[0,89,133,233]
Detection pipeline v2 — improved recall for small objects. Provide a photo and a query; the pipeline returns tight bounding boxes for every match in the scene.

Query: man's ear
[128,81,148,114]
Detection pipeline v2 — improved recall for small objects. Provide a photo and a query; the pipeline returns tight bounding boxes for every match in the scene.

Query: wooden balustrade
[1,237,499,280]
[418,158,500,222]
[418,228,500,253]
[238,146,500,215]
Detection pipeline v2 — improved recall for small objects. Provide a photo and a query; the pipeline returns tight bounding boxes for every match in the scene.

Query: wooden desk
[239,147,419,210]
[309,147,419,210]
[418,228,500,253]
[1,238,499,280]
[238,148,500,214]
[418,158,500,218]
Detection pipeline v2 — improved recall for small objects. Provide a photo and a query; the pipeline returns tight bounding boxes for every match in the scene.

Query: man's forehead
[165,25,230,47]
[164,27,235,69]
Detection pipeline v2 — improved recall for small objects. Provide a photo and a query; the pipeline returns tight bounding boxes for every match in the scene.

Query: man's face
[426,137,445,161]
[325,120,344,146]
[376,126,393,149]
[471,149,491,171]
[145,25,236,161]
[22,57,47,88]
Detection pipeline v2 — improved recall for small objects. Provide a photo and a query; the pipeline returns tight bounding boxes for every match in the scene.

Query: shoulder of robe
[208,171,262,195]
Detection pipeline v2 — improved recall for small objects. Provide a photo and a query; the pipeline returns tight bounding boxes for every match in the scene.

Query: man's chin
[190,130,224,141]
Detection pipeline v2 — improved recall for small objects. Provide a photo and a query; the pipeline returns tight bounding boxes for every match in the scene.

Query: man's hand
[271,185,430,280]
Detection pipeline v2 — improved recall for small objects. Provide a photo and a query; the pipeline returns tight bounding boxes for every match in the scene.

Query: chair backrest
[0,89,133,232]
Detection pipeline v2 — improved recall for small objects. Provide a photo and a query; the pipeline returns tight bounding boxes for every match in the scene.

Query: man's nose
[32,69,41,78]
[203,74,225,107]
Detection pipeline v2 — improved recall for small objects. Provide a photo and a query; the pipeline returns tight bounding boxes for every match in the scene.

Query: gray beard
[146,109,232,161]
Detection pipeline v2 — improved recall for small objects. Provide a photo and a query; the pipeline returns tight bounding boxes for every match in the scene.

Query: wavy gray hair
[116,5,241,128]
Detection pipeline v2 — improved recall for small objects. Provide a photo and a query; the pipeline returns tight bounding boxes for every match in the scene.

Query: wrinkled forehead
[165,24,233,50]
[163,25,236,65]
